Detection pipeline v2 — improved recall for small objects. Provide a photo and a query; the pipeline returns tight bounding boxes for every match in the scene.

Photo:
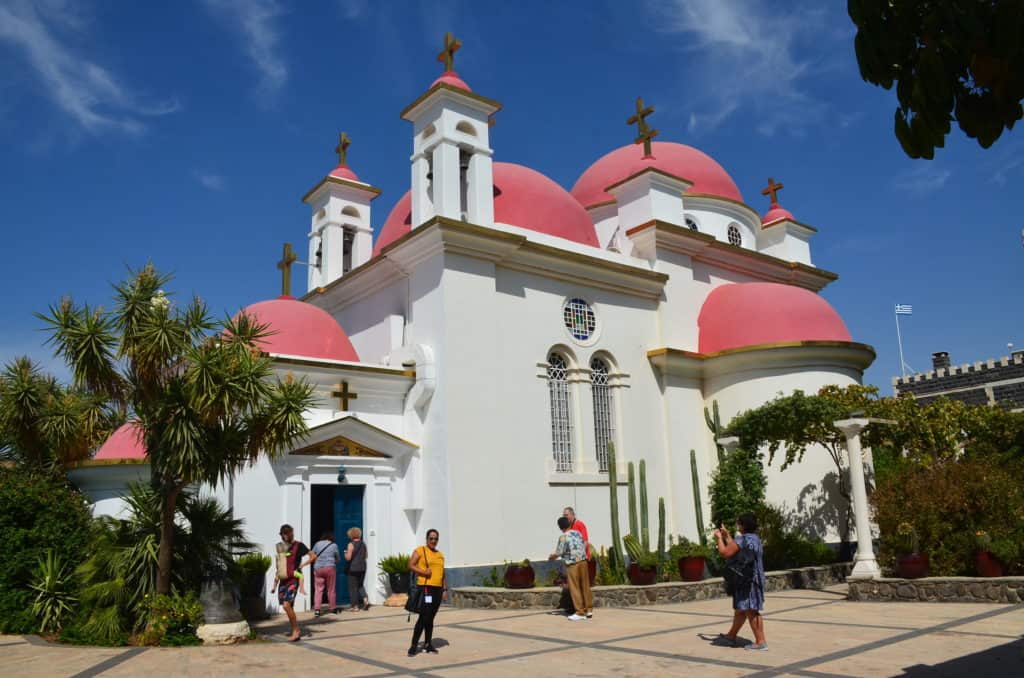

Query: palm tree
[0,357,117,471]
[39,265,314,594]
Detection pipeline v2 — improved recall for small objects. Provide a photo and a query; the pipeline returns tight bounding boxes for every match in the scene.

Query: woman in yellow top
[407,528,446,656]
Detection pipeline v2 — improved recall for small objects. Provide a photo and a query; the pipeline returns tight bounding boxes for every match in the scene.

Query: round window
[563,298,597,342]
[685,216,699,231]
[727,224,742,246]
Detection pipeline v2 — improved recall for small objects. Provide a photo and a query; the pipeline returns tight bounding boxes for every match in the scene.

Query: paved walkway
[2,587,1022,677]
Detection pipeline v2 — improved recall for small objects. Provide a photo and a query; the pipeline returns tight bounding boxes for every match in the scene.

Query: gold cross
[437,31,461,72]
[277,242,297,296]
[334,132,351,165]
[761,177,784,205]
[331,381,358,410]
[627,97,658,158]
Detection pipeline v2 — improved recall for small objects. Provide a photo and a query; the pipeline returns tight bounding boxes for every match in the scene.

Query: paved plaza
[2,587,1022,677]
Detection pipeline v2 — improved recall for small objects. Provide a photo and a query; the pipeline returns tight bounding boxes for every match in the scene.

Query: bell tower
[401,32,501,229]
[303,133,381,290]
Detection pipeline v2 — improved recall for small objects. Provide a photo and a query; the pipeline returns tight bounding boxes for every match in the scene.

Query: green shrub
[759,504,835,571]
[140,593,203,646]
[873,457,1024,575]
[233,552,271,597]
[0,468,92,633]
[708,448,766,528]
[377,553,411,575]
[30,550,77,633]
[668,536,713,561]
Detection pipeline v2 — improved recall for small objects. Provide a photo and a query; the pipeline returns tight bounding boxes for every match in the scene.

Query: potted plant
[974,531,1007,577]
[894,523,929,579]
[235,552,271,620]
[378,553,412,594]
[627,552,659,585]
[504,558,536,589]
[669,537,712,582]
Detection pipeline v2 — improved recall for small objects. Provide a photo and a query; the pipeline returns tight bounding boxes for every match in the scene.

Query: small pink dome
[571,141,744,208]
[761,204,794,225]
[698,282,852,354]
[242,296,360,362]
[329,164,360,182]
[95,423,147,461]
[372,162,599,256]
[431,71,471,91]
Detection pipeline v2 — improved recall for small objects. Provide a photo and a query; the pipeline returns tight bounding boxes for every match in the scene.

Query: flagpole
[894,304,906,378]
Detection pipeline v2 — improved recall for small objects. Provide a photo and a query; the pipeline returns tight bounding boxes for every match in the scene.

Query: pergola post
[833,418,881,579]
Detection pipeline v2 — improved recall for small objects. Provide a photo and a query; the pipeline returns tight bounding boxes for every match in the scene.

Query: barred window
[727,224,742,246]
[548,353,574,472]
[591,357,614,472]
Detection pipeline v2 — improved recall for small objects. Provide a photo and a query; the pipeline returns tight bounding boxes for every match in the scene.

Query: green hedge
[0,468,93,633]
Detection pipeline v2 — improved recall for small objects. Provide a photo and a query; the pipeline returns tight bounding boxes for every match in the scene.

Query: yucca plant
[38,265,315,594]
[30,550,78,633]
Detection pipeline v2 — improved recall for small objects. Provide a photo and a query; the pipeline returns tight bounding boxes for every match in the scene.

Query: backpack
[724,543,756,595]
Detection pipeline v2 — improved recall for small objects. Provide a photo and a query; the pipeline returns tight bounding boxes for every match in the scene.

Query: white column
[431,140,461,220]
[716,436,740,458]
[351,224,373,270]
[466,150,494,226]
[833,418,881,579]
[410,153,432,228]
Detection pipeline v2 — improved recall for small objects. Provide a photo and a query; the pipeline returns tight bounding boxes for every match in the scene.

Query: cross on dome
[335,132,351,166]
[277,242,297,297]
[627,97,658,158]
[437,31,461,73]
[761,177,784,206]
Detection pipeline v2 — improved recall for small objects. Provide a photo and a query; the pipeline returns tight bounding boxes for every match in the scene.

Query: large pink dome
[571,141,744,208]
[372,162,599,256]
[242,296,360,362]
[698,283,852,354]
[94,423,147,461]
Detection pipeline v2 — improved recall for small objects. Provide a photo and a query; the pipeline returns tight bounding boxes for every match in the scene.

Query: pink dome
[761,204,794,225]
[698,282,852,354]
[571,141,744,208]
[431,71,471,91]
[329,164,360,182]
[372,162,599,256]
[242,296,360,362]
[95,423,147,461]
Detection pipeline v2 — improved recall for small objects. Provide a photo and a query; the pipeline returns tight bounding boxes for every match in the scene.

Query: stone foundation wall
[847,577,1024,604]
[451,563,851,610]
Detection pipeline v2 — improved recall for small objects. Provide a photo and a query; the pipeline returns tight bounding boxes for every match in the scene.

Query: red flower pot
[627,563,658,586]
[896,553,929,579]
[587,558,597,586]
[504,565,535,589]
[975,550,1005,578]
[677,556,706,582]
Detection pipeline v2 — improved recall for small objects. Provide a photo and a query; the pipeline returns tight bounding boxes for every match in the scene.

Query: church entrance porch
[310,484,364,608]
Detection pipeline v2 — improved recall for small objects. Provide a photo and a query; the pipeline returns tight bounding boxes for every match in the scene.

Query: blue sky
[1,0,1021,391]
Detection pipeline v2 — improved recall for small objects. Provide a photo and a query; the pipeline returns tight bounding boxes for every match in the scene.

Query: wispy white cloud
[203,0,288,101]
[338,0,367,20]
[893,164,951,195]
[648,0,832,137]
[0,0,179,135]
[194,170,226,191]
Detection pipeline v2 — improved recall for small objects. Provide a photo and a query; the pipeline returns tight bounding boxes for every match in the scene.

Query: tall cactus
[627,462,639,540]
[705,399,726,464]
[639,459,650,551]
[690,449,707,546]
[656,497,666,559]
[607,442,622,563]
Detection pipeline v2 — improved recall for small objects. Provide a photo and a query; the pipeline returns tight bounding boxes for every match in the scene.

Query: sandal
[744,643,768,651]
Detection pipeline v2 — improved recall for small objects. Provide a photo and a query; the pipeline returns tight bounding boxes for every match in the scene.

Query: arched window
[547,353,574,472]
[590,357,614,472]
[727,224,742,246]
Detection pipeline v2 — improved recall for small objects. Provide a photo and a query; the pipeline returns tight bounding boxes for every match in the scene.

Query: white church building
[70,37,875,611]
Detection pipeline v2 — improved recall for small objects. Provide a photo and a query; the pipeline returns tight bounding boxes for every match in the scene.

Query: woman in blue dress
[714,513,768,650]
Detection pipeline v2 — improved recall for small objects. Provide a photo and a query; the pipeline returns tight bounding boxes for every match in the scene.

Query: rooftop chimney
[931,351,951,370]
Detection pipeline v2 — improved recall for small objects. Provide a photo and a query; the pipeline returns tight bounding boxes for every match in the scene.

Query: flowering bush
[140,593,202,646]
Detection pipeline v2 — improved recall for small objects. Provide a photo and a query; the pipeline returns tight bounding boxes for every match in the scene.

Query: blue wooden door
[332,485,364,605]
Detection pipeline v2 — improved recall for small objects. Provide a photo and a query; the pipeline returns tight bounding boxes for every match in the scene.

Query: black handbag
[404,547,427,620]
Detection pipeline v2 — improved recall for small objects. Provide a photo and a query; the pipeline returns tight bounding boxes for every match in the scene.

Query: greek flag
[895,304,913,315]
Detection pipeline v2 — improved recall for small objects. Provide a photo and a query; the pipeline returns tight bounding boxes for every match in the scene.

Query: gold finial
[761,177,784,205]
[277,242,297,296]
[437,31,461,73]
[334,132,351,165]
[627,97,658,158]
